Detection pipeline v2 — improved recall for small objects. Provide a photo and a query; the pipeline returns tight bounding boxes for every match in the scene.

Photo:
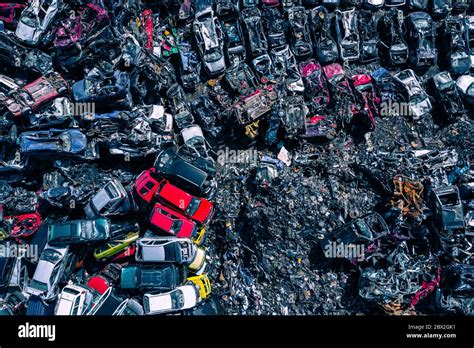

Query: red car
[87,263,122,294]
[135,169,214,224]
[0,72,69,117]
[4,212,41,241]
[134,169,160,203]
[87,275,111,294]
[149,203,198,239]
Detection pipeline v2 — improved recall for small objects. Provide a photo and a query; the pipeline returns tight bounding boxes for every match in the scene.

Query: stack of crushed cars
[0,0,472,316]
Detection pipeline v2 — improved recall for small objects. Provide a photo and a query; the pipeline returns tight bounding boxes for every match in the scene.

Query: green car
[48,218,111,246]
[94,231,139,261]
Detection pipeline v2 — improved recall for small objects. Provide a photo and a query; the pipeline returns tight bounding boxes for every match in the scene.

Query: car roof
[148,292,172,311]
[34,260,55,283]
[157,184,192,209]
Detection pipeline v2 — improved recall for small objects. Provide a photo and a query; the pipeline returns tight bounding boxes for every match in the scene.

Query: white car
[55,284,93,316]
[135,237,207,274]
[25,244,73,301]
[181,125,212,160]
[143,285,201,315]
[15,0,61,46]
[456,75,474,107]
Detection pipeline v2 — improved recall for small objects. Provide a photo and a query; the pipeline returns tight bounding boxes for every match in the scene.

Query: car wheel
[21,107,31,115]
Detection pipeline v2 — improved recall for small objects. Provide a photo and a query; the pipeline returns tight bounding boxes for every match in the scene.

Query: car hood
[181,285,198,309]
[33,260,54,284]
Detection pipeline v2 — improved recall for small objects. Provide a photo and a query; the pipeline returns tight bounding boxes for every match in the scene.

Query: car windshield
[41,249,62,263]
[20,15,37,27]
[170,289,184,309]
[63,287,80,295]
[170,220,183,235]
[410,93,427,105]
[157,152,171,168]
[30,279,48,292]
[467,84,474,96]
[104,183,119,199]
[186,197,201,216]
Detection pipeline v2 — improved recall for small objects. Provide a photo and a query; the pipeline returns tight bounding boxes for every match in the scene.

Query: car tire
[21,107,31,115]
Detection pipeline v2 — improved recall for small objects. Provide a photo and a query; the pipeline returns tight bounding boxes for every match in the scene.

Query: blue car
[72,68,131,108]
[19,129,90,158]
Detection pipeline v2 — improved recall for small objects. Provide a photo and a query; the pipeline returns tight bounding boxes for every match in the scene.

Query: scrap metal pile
[0,0,473,316]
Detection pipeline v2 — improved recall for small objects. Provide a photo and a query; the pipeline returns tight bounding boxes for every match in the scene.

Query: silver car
[136,237,207,274]
[193,8,226,75]
[84,179,130,218]
[25,244,72,301]
[15,0,61,46]
[393,69,432,120]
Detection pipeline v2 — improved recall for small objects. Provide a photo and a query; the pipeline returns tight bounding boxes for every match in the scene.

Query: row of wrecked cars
[0,0,226,316]
[0,0,472,316]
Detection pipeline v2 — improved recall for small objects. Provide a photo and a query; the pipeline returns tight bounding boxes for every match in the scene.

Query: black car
[221,16,247,65]
[0,32,53,75]
[287,6,313,61]
[436,264,474,315]
[121,264,185,291]
[357,10,380,63]
[241,7,268,59]
[154,148,215,197]
[270,45,304,93]
[432,71,465,121]
[215,0,240,17]
[308,6,338,65]
[430,186,465,233]
[404,12,437,68]
[377,8,408,66]
[224,62,259,95]
[178,39,201,90]
[166,83,195,130]
[452,0,469,12]
[439,15,471,76]
[87,287,129,315]
[261,5,286,49]
[430,0,452,18]
[334,8,359,62]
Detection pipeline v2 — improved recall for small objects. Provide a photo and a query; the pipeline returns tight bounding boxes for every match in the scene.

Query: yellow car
[94,231,139,261]
[192,226,206,246]
[187,274,211,300]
